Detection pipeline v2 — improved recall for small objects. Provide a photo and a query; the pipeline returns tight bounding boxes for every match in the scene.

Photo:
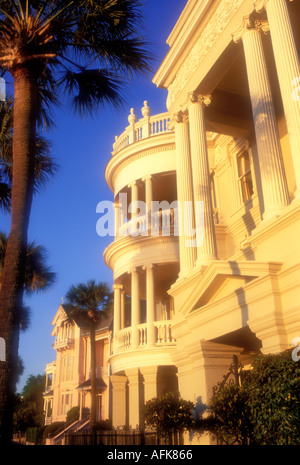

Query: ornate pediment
[169,260,283,316]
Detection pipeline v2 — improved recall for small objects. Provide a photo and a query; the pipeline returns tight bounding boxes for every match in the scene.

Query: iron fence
[64,429,183,446]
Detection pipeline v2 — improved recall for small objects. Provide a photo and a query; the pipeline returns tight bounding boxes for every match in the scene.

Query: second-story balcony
[118,207,178,238]
[53,337,74,351]
[116,320,176,353]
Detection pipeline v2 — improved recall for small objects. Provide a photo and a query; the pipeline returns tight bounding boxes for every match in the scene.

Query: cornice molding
[166,0,244,110]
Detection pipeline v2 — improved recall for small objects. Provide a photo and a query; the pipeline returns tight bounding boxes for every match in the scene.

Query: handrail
[118,208,178,238]
[115,320,175,352]
[112,109,173,155]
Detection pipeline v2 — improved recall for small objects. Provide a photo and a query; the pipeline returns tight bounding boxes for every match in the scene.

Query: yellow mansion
[44,0,300,445]
[104,0,300,441]
[43,305,112,429]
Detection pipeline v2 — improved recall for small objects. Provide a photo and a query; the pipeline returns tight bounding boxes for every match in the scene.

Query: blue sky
[0,0,187,392]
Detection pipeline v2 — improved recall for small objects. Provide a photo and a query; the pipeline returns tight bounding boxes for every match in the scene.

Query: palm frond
[24,241,56,293]
[0,232,56,292]
[0,180,11,212]
[65,280,112,318]
[59,67,125,116]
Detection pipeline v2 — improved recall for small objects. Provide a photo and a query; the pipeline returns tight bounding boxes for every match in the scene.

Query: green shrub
[66,406,80,423]
[94,419,112,431]
[209,384,253,444]
[244,349,300,445]
[208,348,300,445]
[43,421,66,440]
[143,392,195,438]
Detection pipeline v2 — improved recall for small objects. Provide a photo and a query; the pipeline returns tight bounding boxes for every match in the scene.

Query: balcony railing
[53,337,74,351]
[115,320,176,353]
[118,208,178,238]
[112,108,172,155]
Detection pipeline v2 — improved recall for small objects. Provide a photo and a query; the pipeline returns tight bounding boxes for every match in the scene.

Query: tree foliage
[208,349,300,445]
[143,392,195,438]
[0,98,58,213]
[244,349,300,445]
[13,374,46,433]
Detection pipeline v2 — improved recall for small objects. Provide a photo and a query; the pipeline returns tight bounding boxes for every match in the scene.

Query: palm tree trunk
[0,66,37,445]
[90,323,97,431]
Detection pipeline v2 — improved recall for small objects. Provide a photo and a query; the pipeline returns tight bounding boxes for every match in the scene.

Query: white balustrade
[154,321,175,344]
[115,320,175,352]
[117,208,178,238]
[138,324,147,347]
[117,328,132,351]
[112,111,172,155]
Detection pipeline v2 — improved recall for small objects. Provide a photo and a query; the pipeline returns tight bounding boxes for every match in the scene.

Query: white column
[145,265,155,347]
[188,93,217,266]
[114,202,120,239]
[255,0,300,199]
[113,284,122,349]
[129,181,138,218]
[131,268,140,349]
[144,175,153,213]
[233,18,290,220]
[121,290,125,330]
[173,110,196,276]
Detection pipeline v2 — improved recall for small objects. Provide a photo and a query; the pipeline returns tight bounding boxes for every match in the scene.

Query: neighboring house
[43,304,112,426]
[104,0,300,444]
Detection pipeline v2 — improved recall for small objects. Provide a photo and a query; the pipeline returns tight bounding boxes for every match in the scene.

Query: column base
[195,257,217,268]
[292,189,300,204]
[262,206,287,222]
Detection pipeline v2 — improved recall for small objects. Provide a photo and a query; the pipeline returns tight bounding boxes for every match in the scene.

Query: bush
[94,419,112,431]
[143,392,195,438]
[208,348,300,445]
[43,421,66,440]
[244,349,300,445]
[66,406,80,423]
[208,384,253,444]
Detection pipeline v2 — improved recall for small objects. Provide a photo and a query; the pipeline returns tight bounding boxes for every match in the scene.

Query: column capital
[142,263,156,271]
[142,174,153,182]
[170,109,189,128]
[232,15,269,44]
[128,266,138,275]
[113,283,123,291]
[254,0,293,13]
[189,91,212,107]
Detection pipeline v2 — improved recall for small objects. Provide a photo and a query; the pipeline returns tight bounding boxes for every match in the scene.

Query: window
[62,355,73,381]
[46,373,53,388]
[237,151,253,202]
[61,392,72,416]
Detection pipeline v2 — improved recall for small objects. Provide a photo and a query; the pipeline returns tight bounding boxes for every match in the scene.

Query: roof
[76,378,107,391]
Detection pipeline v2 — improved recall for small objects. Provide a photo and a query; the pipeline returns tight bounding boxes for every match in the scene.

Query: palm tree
[65,280,112,431]
[0,98,58,213]
[0,231,56,324]
[0,231,55,389]
[0,0,150,443]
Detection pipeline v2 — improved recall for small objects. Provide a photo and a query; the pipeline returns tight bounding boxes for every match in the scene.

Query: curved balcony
[118,208,178,238]
[112,104,171,156]
[116,320,176,353]
[105,104,175,195]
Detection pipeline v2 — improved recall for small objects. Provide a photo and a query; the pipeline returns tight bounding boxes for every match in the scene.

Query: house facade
[43,305,112,426]
[104,0,300,443]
